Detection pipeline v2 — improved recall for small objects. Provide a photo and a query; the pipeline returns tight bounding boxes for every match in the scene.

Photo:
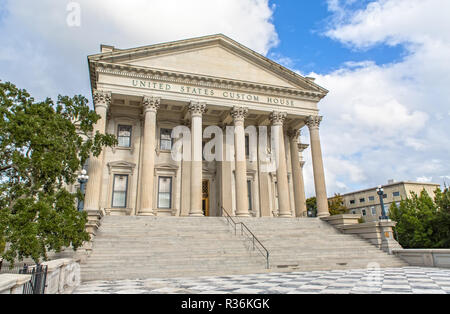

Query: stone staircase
[238,217,407,271]
[80,216,265,281]
[80,216,407,282]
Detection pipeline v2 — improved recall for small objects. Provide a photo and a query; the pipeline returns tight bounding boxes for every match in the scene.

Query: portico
[84,34,330,218]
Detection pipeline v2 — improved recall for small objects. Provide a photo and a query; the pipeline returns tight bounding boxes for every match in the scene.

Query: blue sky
[0,0,449,196]
[269,0,405,73]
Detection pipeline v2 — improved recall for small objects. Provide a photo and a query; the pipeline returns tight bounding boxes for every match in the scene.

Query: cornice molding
[93,61,326,102]
[88,34,329,95]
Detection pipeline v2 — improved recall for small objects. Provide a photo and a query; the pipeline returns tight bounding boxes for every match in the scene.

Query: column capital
[298,143,309,153]
[306,115,323,130]
[231,106,249,123]
[143,96,160,113]
[269,111,287,126]
[93,90,112,109]
[189,101,206,117]
[287,129,301,141]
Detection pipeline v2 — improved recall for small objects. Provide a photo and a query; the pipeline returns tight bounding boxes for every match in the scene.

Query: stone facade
[82,34,330,218]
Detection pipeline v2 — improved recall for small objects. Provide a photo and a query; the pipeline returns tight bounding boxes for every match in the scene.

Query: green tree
[328,193,348,216]
[0,81,117,265]
[433,188,450,247]
[306,197,317,217]
[390,188,450,249]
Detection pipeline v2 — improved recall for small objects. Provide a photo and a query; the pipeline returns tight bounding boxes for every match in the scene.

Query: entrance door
[202,180,210,216]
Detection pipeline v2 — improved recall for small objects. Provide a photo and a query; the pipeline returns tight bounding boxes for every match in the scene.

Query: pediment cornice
[89,34,328,100]
[93,61,326,102]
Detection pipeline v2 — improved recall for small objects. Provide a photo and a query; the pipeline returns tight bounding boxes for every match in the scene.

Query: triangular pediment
[126,45,298,88]
[89,35,328,94]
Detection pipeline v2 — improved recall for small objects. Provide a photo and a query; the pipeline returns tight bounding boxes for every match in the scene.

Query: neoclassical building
[83,34,330,218]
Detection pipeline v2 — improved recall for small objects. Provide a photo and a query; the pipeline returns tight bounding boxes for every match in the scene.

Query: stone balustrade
[41,258,81,294]
[0,274,31,294]
[321,214,402,254]
[393,249,450,268]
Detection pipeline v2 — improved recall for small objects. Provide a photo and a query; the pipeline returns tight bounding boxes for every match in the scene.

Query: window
[350,200,355,205]
[371,207,377,216]
[383,194,387,199]
[369,196,375,201]
[112,175,128,208]
[117,125,132,148]
[352,211,356,214]
[245,135,250,158]
[393,191,400,197]
[247,180,252,210]
[160,128,172,151]
[158,177,172,209]
[360,198,365,203]
[362,209,367,216]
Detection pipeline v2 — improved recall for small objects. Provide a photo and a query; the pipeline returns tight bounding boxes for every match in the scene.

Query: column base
[138,212,155,217]
[236,213,251,218]
[189,213,205,217]
[317,212,330,218]
[278,214,293,218]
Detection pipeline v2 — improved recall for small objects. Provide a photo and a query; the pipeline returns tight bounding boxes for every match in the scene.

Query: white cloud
[416,176,432,183]
[325,0,450,49]
[301,0,450,196]
[0,0,278,100]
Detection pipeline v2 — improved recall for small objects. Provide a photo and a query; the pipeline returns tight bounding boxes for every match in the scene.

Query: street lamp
[376,185,389,220]
[77,169,89,212]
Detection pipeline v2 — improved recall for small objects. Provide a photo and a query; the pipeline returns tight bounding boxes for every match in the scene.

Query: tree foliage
[328,193,348,216]
[390,188,450,249]
[306,197,317,217]
[0,81,116,264]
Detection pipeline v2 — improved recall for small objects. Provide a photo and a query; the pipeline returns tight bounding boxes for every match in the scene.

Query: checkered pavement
[73,267,450,294]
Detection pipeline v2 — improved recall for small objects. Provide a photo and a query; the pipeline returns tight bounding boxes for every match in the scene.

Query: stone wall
[0,274,31,294]
[322,214,402,254]
[41,258,81,294]
[393,249,450,268]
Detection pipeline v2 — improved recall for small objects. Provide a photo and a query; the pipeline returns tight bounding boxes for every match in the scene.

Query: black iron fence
[0,262,48,294]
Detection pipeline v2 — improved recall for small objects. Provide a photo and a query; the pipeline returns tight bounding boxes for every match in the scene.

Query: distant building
[337,181,441,222]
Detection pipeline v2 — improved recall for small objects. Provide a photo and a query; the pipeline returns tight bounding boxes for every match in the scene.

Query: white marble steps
[81,216,407,282]
[81,216,265,281]
[237,217,408,270]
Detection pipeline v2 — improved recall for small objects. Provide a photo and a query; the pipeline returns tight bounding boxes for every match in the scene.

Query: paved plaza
[74,267,450,294]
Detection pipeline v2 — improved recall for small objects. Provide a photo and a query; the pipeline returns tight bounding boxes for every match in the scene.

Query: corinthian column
[270,111,291,218]
[189,102,206,216]
[231,106,250,217]
[306,116,329,217]
[84,90,111,212]
[139,96,160,216]
[287,129,307,217]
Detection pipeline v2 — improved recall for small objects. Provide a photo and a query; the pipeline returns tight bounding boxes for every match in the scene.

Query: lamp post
[77,169,89,212]
[376,185,389,220]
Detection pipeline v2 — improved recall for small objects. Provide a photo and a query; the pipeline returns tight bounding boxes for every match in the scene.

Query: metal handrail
[222,207,270,269]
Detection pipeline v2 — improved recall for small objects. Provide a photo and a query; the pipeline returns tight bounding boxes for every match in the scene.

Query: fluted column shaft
[189,102,206,216]
[139,97,160,216]
[84,90,111,212]
[307,116,329,217]
[288,129,307,217]
[270,111,291,218]
[232,106,250,217]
